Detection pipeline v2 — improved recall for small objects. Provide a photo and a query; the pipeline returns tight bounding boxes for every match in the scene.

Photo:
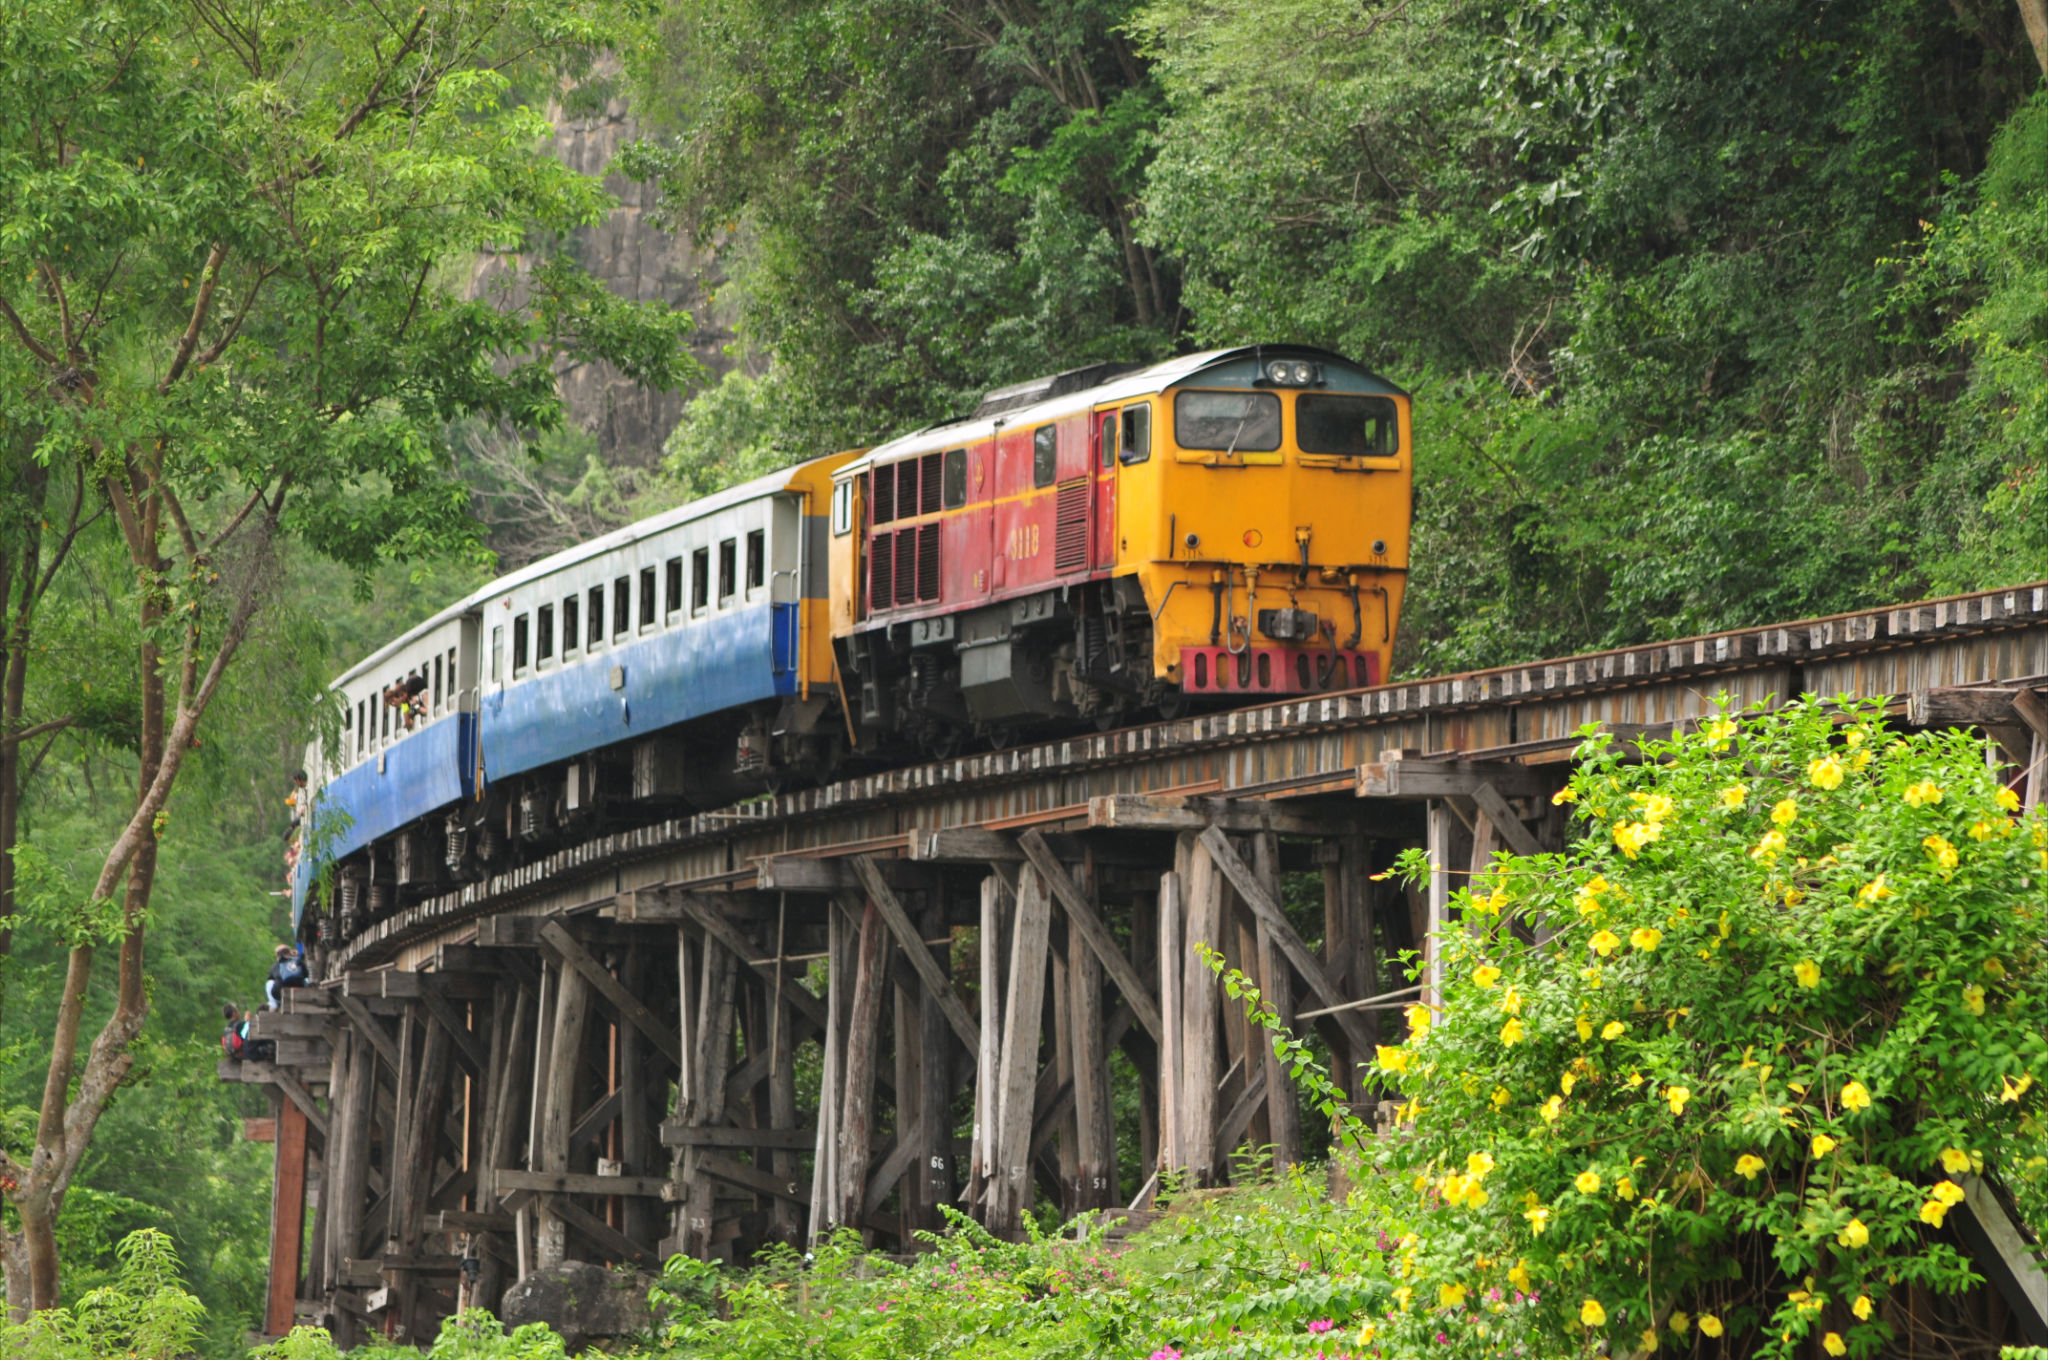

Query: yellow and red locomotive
[827,345,1411,750]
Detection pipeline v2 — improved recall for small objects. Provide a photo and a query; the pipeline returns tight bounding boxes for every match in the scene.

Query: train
[295,345,1412,935]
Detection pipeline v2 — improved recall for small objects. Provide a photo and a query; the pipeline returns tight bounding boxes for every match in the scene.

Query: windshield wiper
[1223,396,1258,460]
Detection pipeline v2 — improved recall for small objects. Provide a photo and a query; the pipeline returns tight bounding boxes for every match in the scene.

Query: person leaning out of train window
[284,769,307,837]
[265,942,309,1010]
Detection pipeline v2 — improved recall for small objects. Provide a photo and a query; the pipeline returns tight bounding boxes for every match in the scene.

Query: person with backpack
[221,1003,248,1060]
[265,942,309,1009]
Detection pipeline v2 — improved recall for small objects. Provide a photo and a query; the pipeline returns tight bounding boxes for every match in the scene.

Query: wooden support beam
[850,856,979,1051]
[272,1069,331,1142]
[1017,830,1163,1043]
[1468,781,1542,858]
[861,1126,925,1219]
[1907,687,2029,729]
[539,919,685,1069]
[693,1153,810,1205]
[536,959,592,1269]
[428,1210,514,1233]
[265,1096,310,1338]
[911,827,1025,862]
[1197,827,1374,1055]
[756,854,923,894]
[1156,869,1182,1175]
[1358,759,1551,801]
[334,993,401,1074]
[1179,835,1220,1182]
[659,1124,818,1149]
[1086,793,1354,837]
[1216,1064,1269,1155]
[568,1090,623,1151]
[342,969,494,1000]
[536,1193,660,1268]
[836,898,886,1229]
[417,986,488,1081]
[1252,832,1303,1171]
[676,893,830,1031]
[494,1168,670,1198]
[988,867,1053,1236]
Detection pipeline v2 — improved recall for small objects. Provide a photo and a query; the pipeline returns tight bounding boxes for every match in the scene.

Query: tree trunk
[2022,0,2048,75]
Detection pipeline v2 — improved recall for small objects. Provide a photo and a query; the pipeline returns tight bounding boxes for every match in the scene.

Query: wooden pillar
[618,948,655,1248]
[836,897,886,1232]
[1049,935,1080,1211]
[916,896,952,1231]
[1155,868,1183,1178]
[970,873,1005,1213]
[266,1092,311,1337]
[1180,834,1221,1183]
[1069,909,1112,1210]
[1424,801,1456,1011]
[683,937,738,1258]
[326,1030,373,1348]
[893,927,923,1236]
[1228,870,1266,1165]
[394,1019,451,1336]
[1253,832,1302,1170]
[988,865,1052,1237]
[807,909,841,1243]
[537,958,592,1268]
[767,977,803,1245]
[1129,888,1160,1189]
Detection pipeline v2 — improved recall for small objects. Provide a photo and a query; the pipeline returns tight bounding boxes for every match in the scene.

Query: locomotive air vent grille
[894,529,919,606]
[919,452,942,515]
[870,532,894,609]
[1054,477,1090,572]
[916,524,941,601]
[872,466,895,525]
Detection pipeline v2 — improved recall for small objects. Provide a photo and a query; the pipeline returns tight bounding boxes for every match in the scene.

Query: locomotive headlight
[1267,359,1297,385]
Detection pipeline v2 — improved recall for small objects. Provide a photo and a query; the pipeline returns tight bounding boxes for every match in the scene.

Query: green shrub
[1375,696,2048,1357]
[1,1229,204,1360]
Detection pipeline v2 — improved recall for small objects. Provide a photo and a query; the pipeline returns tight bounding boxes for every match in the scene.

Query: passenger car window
[536,605,554,661]
[639,566,656,627]
[692,548,710,612]
[513,614,530,672]
[613,577,630,636]
[563,597,580,652]
[718,539,737,602]
[746,529,765,590]
[666,557,684,615]
[587,587,604,647]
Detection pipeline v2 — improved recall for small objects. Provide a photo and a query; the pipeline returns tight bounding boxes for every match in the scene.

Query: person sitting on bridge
[265,943,309,1010]
[221,1003,249,1060]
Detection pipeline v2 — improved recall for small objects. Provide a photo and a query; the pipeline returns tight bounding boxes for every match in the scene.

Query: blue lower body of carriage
[292,711,475,926]
[479,601,797,782]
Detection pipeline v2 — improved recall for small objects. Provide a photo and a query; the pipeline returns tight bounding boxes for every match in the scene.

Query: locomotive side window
[1296,393,1399,458]
[831,480,853,536]
[718,538,737,603]
[1032,425,1057,487]
[1119,403,1151,464]
[613,577,630,637]
[692,547,710,612]
[1099,414,1117,468]
[563,596,580,654]
[536,605,554,662]
[1175,390,1281,452]
[942,448,967,507]
[513,613,530,673]
[491,626,503,684]
[746,529,765,591]
[639,566,657,627]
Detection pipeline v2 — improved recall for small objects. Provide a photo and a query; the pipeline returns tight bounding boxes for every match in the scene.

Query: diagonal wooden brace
[1016,829,1163,1044]
[539,920,685,1069]
[849,855,980,1052]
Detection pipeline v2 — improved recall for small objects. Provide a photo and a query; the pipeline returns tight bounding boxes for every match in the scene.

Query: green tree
[0,0,693,1309]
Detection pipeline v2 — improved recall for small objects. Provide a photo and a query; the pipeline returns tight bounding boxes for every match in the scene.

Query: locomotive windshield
[1297,393,1400,457]
[1174,390,1281,451]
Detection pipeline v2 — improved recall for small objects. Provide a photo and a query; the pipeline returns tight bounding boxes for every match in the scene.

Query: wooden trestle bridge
[227,583,2048,1345]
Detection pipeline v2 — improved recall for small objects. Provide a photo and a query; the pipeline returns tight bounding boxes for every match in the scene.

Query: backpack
[222,1025,246,1059]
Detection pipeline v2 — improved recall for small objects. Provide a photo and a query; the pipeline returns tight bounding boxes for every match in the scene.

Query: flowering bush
[1377,697,2048,1357]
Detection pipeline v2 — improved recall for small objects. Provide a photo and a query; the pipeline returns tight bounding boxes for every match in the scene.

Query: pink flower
[877,1300,890,1312]
[1435,1331,1449,1344]
[1149,1349,1182,1360]
[1309,1319,1335,1334]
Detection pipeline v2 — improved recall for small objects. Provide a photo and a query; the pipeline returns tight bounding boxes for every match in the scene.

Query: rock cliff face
[472,93,736,467]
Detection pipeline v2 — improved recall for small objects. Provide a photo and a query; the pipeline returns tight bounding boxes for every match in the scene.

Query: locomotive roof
[328,459,823,690]
[839,345,1403,475]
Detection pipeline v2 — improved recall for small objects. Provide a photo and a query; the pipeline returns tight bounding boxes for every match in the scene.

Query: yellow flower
[1552,785,1578,805]
[1970,820,1998,842]
[1525,1204,1551,1235]
[1852,1295,1873,1321]
[1837,1217,1869,1248]
[1508,1260,1531,1291]
[1500,1017,1526,1046]
[1599,1020,1625,1042]
[1490,1086,1511,1110]
[1394,1285,1413,1311]
[1580,1298,1607,1328]
[1794,959,1821,989]
[1590,929,1622,957]
[1625,1069,1645,1089]
[1809,755,1845,790]
[1812,1133,1838,1158]
[1705,716,1738,748]
[1442,1172,1473,1206]
[1903,779,1943,807]
[1919,1198,1949,1226]
[1377,1045,1411,1074]
[1405,1004,1431,1037]
[1615,1175,1636,1200]
[1858,875,1893,904]
[1735,1153,1766,1179]
[1719,783,1747,808]
[1940,1147,1972,1175]
[1639,1328,1660,1353]
[1669,1311,1690,1334]
[1998,786,2022,811]
[1473,964,1502,989]
[1985,957,2007,978]
[1574,1169,1602,1195]
[1613,820,1662,857]
[1753,828,1787,862]
[1933,1179,1965,1206]
[1923,833,1959,875]
[1666,1086,1692,1116]
[1467,1151,1495,1180]
[1822,1332,1846,1357]
[1576,1015,1593,1041]
[1841,1080,1872,1112]
[2002,1073,2035,1103]
[1772,798,1799,825]
[1560,1071,1578,1095]
[1640,792,1675,822]
[1439,1282,1468,1310]
[1499,988,1524,1015]
[1698,1314,1724,1338]
[1630,927,1663,952]
[1539,1095,1563,1125]
[1963,984,1987,1016]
